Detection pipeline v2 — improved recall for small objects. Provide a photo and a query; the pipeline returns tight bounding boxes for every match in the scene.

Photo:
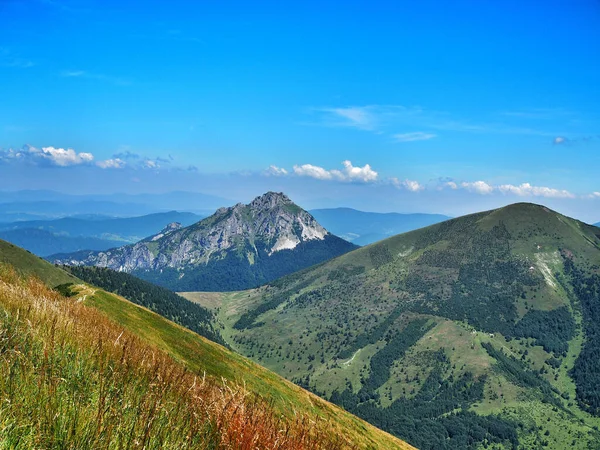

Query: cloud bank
[0,145,94,167]
[0,145,174,171]
[293,160,378,183]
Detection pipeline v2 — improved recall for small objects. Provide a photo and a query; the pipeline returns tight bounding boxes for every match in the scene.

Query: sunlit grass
[0,264,355,449]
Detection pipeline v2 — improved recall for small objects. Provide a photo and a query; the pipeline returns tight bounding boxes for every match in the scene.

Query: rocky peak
[54,192,341,273]
[197,192,327,255]
[249,192,292,210]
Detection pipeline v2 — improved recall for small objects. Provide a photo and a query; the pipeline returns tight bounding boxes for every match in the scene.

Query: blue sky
[1,0,599,220]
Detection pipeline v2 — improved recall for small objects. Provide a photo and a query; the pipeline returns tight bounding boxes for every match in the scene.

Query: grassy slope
[84,292,412,449]
[0,270,347,449]
[0,238,77,286]
[183,203,600,449]
[0,240,411,449]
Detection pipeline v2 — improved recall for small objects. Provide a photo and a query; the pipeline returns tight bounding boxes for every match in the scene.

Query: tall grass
[0,265,351,449]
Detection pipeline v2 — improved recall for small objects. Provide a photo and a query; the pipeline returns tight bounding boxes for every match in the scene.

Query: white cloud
[391,178,424,192]
[264,165,288,176]
[293,160,378,183]
[438,179,583,199]
[0,145,94,167]
[461,181,494,195]
[97,158,126,169]
[293,163,333,180]
[393,132,436,142]
[338,160,378,182]
[498,183,575,199]
[553,136,567,145]
[143,159,159,169]
[38,146,94,166]
[0,145,181,172]
[319,106,376,130]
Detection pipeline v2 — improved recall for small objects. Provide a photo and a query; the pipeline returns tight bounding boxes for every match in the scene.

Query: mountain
[595,222,599,227]
[0,239,411,449]
[0,228,124,257]
[51,192,358,291]
[184,203,600,449]
[0,211,203,243]
[310,207,451,245]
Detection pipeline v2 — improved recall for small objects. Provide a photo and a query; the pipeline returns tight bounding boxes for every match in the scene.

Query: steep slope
[51,192,357,291]
[0,238,77,286]
[0,228,124,256]
[185,203,600,449]
[310,208,450,245]
[0,243,412,449]
[61,265,224,345]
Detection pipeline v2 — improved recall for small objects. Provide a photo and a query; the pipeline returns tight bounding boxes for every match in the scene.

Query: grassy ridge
[0,260,411,448]
[84,286,410,449]
[0,239,76,286]
[0,267,342,449]
[61,265,225,345]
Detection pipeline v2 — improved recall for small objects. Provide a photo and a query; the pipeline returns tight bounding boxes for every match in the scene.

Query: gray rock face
[53,192,330,272]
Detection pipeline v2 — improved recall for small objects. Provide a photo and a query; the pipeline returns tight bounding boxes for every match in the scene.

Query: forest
[564,258,600,415]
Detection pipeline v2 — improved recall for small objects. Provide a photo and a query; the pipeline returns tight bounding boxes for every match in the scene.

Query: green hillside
[61,265,225,345]
[183,203,600,450]
[0,241,411,449]
[0,238,77,286]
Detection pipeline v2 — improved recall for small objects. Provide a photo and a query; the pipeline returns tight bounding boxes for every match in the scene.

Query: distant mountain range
[0,211,203,241]
[0,211,203,257]
[51,192,357,291]
[310,208,450,245]
[0,189,228,221]
[0,229,124,257]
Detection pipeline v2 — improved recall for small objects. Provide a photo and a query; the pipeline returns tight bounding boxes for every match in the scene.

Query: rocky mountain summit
[51,192,356,291]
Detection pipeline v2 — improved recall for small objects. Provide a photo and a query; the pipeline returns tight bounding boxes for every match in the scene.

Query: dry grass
[0,264,353,449]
